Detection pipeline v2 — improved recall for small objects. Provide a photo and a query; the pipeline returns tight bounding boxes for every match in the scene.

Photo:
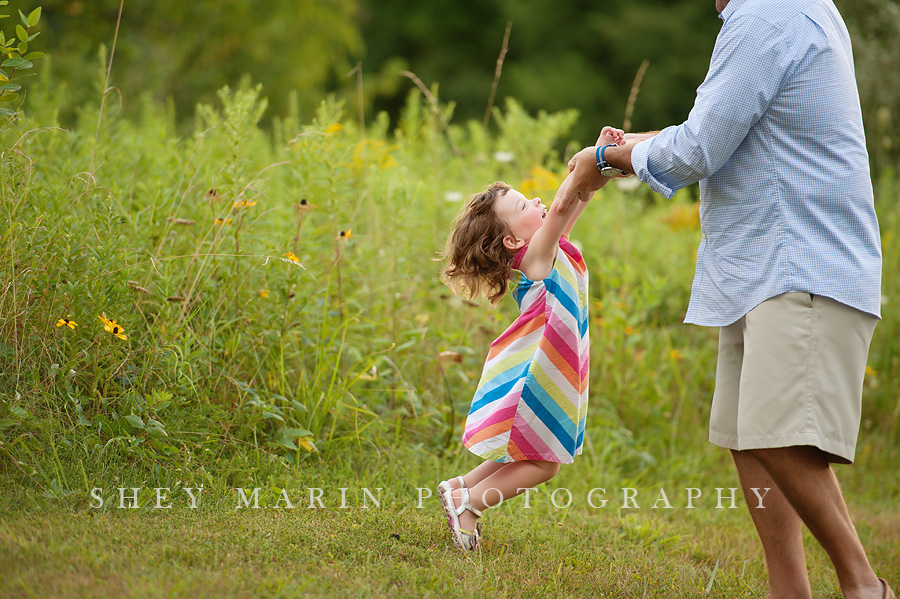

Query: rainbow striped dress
[462,238,589,464]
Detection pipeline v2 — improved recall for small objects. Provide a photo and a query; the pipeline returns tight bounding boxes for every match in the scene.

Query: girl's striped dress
[462,238,589,464]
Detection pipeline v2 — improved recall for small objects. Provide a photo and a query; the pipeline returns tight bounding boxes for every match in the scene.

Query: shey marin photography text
[88,485,774,511]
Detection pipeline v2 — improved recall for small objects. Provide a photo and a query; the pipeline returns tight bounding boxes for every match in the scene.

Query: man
[558,0,894,597]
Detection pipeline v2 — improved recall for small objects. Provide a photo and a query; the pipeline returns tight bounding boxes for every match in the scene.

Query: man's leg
[732,449,811,599]
[746,446,883,599]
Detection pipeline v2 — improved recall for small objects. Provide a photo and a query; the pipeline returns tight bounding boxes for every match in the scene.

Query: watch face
[601,166,624,177]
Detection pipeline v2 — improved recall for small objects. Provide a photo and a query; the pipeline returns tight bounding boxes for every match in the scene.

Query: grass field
[1,72,899,597]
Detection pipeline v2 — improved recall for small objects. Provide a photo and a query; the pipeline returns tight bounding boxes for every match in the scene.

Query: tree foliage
[19,0,900,172]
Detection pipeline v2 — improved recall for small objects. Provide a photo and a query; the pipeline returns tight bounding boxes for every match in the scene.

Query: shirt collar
[719,0,749,22]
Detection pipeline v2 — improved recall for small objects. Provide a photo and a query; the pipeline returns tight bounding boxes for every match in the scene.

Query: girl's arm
[518,127,623,279]
[561,185,595,240]
[517,173,608,280]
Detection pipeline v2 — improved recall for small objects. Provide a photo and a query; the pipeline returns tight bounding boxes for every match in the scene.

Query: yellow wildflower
[669,349,684,361]
[98,313,127,340]
[258,289,270,299]
[335,229,353,241]
[56,318,78,329]
[213,218,233,225]
[325,123,343,135]
[519,165,564,200]
[282,252,301,265]
[233,199,257,208]
[865,365,877,377]
[624,325,635,335]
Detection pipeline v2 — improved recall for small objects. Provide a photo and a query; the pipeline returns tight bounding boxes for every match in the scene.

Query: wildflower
[233,199,257,208]
[520,165,563,199]
[865,365,877,377]
[669,349,685,361]
[325,123,343,135]
[493,151,515,163]
[300,437,317,452]
[624,325,635,335]
[282,252,301,265]
[444,191,463,203]
[294,198,315,212]
[206,188,220,201]
[213,218,233,225]
[56,318,78,329]
[258,289,270,299]
[335,229,353,241]
[98,313,127,340]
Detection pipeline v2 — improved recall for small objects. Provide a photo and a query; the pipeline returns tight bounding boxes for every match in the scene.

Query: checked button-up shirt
[631,0,882,327]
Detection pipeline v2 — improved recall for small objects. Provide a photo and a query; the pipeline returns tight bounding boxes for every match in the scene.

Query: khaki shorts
[709,292,878,464]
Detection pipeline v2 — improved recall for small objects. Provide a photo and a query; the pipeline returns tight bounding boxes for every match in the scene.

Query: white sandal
[437,475,466,498]
[441,487,482,552]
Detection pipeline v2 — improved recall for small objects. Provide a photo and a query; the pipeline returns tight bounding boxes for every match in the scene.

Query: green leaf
[17,42,26,54]
[0,93,18,103]
[27,32,40,41]
[261,411,284,422]
[10,405,27,418]
[281,427,313,439]
[290,400,308,413]
[0,83,20,92]
[0,107,14,116]
[1,56,25,68]
[15,25,27,42]
[25,52,44,59]
[17,9,26,27]
[0,418,18,428]
[147,426,168,438]
[27,7,40,27]
[124,414,145,429]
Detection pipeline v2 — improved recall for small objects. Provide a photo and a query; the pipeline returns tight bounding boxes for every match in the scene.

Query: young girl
[438,127,624,551]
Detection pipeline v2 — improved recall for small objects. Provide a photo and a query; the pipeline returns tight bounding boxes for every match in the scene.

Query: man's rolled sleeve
[632,137,676,199]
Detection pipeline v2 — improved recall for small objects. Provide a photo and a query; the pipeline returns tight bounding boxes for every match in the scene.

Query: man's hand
[554,146,606,214]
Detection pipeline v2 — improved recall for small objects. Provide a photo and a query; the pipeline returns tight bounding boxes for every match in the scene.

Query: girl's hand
[596,126,626,147]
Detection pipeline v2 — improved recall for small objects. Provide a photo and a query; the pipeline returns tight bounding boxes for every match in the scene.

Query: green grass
[2,443,898,599]
[1,65,899,598]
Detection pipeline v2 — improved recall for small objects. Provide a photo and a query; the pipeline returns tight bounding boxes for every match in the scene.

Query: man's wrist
[604,144,633,176]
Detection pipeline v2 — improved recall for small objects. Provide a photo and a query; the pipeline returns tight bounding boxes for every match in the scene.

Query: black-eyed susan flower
[213,218,233,225]
[282,252,301,265]
[294,198,315,212]
[56,318,78,329]
[233,199,257,208]
[258,289,270,299]
[98,313,127,340]
[335,229,353,241]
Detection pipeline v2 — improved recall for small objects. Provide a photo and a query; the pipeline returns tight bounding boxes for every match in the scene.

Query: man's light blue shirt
[631,0,882,327]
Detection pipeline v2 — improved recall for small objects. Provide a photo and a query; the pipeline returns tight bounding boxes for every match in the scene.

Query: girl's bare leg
[451,460,561,531]
[445,460,506,491]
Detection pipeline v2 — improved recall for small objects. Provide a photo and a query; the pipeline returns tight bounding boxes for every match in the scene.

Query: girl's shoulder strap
[558,238,583,262]
[510,245,528,271]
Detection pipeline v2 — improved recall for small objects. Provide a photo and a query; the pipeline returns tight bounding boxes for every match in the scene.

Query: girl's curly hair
[441,181,516,305]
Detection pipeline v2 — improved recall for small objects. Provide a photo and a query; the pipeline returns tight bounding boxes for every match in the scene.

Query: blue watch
[596,144,623,177]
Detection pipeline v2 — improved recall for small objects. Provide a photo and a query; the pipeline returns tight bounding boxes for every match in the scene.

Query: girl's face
[494,188,547,251]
